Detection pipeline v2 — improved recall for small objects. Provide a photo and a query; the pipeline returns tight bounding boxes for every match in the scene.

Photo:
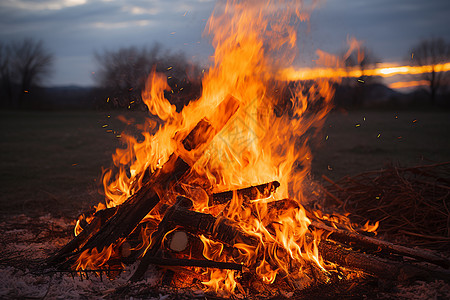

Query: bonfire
[40,0,450,298]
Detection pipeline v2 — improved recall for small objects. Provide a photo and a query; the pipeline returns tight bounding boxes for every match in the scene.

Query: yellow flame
[90,0,375,294]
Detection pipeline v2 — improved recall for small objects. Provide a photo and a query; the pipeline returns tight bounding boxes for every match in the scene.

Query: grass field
[1,109,449,218]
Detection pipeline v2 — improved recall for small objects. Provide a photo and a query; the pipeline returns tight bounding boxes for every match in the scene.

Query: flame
[73,244,123,272]
[84,0,370,294]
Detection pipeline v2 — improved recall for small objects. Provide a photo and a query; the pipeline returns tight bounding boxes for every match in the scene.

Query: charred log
[318,240,450,282]
[209,181,280,206]
[310,220,450,269]
[48,96,239,266]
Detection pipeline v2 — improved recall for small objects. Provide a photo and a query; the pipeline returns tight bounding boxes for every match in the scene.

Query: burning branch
[48,96,240,266]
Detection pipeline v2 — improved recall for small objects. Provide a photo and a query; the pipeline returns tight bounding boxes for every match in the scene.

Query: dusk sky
[1,0,449,87]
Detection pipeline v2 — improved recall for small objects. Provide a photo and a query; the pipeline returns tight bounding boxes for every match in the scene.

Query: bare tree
[93,43,201,110]
[9,38,54,107]
[344,46,380,84]
[342,47,381,107]
[411,37,450,105]
[94,45,158,108]
[0,42,13,107]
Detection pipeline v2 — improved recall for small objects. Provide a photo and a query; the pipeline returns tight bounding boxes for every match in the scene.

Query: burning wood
[45,0,450,297]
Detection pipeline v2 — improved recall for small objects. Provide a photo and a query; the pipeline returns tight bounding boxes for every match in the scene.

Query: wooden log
[310,220,450,269]
[318,240,450,282]
[133,209,450,284]
[130,204,256,281]
[209,181,280,206]
[79,97,239,254]
[168,207,259,247]
[49,96,239,265]
[46,206,117,264]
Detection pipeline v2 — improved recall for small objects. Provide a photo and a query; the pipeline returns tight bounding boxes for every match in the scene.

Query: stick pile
[45,95,450,295]
[321,162,450,251]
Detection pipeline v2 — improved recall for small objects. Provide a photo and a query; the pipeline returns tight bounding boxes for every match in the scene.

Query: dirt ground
[1,109,449,218]
[0,109,449,299]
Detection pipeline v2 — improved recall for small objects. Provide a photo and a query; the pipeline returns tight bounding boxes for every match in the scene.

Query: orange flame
[89,0,368,294]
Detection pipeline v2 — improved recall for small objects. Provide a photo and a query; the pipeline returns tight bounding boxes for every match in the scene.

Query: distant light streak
[388,80,429,90]
[280,62,450,81]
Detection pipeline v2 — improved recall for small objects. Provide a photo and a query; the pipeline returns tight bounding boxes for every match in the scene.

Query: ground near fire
[1,1,450,299]
[1,109,449,299]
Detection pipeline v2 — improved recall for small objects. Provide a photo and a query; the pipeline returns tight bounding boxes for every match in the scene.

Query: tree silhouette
[93,43,201,110]
[410,37,450,105]
[0,38,54,108]
[342,47,380,107]
[0,42,13,107]
[11,38,54,107]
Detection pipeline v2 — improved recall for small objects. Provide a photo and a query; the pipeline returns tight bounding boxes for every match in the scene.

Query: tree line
[0,37,449,110]
[92,43,201,111]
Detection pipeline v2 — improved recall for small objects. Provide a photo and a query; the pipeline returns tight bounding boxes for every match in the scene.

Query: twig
[138,257,243,271]
[398,230,450,241]
[310,220,450,269]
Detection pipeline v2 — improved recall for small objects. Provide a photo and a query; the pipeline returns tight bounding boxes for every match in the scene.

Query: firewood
[133,208,450,284]
[168,207,259,247]
[137,256,243,271]
[130,203,256,281]
[49,96,239,266]
[168,231,189,252]
[209,181,280,206]
[164,230,216,259]
[318,240,450,282]
[310,220,450,269]
[46,206,116,264]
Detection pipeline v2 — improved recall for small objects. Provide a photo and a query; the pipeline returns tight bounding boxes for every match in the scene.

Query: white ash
[0,214,161,299]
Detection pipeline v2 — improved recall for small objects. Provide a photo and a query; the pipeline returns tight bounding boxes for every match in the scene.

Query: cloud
[1,0,87,11]
[92,19,154,29]
[122,5,160,16]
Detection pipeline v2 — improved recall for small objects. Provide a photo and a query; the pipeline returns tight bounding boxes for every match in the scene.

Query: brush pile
[321,162,450,252]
